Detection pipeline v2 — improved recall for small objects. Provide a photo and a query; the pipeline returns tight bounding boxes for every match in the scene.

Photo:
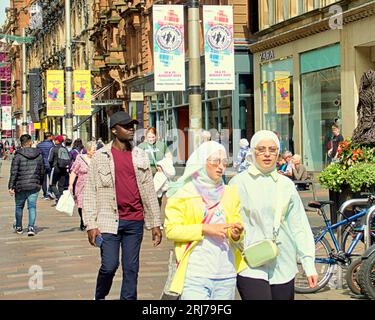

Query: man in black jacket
[8,134,45,236]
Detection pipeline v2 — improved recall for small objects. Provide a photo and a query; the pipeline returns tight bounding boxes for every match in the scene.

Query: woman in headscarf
[229,130,318,300]
[164,141,244,300]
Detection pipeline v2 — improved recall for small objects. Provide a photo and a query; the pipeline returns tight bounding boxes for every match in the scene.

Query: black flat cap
[109,111,139,129]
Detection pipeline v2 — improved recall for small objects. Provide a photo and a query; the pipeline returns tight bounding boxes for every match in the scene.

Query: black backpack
[57,146,71,169]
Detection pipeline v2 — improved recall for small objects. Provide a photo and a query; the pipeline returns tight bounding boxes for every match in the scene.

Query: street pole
[188,0,202,153]
[22,28,27,134]
[65,0,73,138]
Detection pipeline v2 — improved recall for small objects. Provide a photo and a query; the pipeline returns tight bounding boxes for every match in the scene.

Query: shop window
[301,67,341,171]
[239,74,253,94]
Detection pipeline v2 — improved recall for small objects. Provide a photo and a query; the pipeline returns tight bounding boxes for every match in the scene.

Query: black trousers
[50,167,68,201]
[237,275,295,300]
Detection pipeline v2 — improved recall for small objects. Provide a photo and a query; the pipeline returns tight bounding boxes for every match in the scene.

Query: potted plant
[319,138,375,222]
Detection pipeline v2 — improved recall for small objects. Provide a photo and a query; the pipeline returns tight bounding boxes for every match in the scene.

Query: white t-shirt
[185,208,236,279]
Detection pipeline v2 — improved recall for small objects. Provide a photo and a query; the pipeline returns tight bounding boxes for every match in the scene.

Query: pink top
[71,154,89,209]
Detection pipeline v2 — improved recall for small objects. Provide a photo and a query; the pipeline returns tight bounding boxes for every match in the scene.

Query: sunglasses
[255,146,278,155]
[207,158,229,167]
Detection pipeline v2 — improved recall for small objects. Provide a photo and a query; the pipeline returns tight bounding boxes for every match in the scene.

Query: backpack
[57,146,71,169]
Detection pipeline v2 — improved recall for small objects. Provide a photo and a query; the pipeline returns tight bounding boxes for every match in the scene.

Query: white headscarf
[166,141,226,200]
[249,130,280,174]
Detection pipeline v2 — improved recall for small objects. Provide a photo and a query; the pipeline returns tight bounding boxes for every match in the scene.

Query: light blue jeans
[15,190,39,228]
[181,275,236,300]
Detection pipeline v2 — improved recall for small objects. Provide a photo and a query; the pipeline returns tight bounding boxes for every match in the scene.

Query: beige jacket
[82,141,161,234]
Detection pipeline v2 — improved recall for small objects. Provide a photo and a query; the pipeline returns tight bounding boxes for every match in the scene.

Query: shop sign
[46,70,64,117]
[153,5,185,91]
[74,70,92,116]
[131,92,144,101]
[203,5,235,91]
[275,78,290,114]
[260,50,275,62]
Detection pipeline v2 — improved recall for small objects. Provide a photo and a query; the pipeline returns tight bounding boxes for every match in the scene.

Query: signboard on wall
[74,70,92,116]
[1,106,12,130]
[275,78,290,114]
[46,70,64,116]
[203,5,235,90]
[153,5,185,91]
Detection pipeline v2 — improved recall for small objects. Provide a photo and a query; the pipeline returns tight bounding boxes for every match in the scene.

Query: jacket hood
[17,147,41,160]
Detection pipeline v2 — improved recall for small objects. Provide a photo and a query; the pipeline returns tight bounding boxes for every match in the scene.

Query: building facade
[89,0,256,161]
[251,0,375,171]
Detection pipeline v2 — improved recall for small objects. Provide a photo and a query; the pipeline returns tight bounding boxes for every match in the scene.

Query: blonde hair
[86,141,97,153]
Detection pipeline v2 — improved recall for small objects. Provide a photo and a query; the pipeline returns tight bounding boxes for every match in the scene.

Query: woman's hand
[307,275,318,288]
[202,223,231,240]
[68,184,73,193]
[229,222,244,241]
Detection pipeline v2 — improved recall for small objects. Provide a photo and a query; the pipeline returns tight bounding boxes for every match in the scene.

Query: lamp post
[188,0,202,152]
[65,0,73,138]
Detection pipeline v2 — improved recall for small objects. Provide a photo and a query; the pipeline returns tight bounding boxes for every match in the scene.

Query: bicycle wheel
[295,235,335,293]
[358,251,375,299]
[345,258,363,295]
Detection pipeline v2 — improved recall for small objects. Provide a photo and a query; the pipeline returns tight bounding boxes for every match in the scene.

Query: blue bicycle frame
[314,207,369,264]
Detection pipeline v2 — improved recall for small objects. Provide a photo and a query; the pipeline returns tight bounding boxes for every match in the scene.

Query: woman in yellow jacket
[164,141,244,300]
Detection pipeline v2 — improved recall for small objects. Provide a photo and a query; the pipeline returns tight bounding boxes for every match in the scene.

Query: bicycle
[295,195,375,293]
[357,243,375,299]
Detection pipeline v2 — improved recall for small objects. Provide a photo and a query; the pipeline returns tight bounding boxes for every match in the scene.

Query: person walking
[233,138,250,173]
[48,135,70,203]
[8,134,44,236]
[83,111,162,300]
[68,141,96,231]
[229,130,318,300]
[37,132,55,200]
[164,141,244,300]
[138,127,172,176]
[328,124,344,163]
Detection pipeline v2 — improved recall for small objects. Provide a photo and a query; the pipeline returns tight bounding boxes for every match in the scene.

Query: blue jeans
[15,190,39,228]
[95,220,144,300]
[181,276,236,300]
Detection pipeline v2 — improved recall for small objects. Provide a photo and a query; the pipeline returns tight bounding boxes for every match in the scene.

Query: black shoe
[80,225,86,231]
[15,226,23,234]
[28,226,36,236]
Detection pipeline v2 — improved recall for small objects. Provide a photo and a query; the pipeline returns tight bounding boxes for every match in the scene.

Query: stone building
[250,0,375,172]
[87,0,257,160]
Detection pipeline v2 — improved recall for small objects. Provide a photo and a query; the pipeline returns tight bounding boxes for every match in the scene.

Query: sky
[0,1,9,27]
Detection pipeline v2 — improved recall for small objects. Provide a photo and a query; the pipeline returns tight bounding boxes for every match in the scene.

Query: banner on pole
[29,68,41,122]
[46,70,64,117]
[74,70,92,116]
[275,78,290,114]
[153,5,185,91]
[1,106,12,130]
[203,6,235,91]
[262,83,268,114]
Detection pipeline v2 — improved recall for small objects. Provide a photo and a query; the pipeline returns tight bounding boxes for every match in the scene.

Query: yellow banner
[46,70,64,116]
[74,70,92,116]
[33,122,41,129]
[275,78,290,114]
[263,83,268,114]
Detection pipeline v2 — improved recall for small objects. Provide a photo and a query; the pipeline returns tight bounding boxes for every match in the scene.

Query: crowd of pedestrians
[7,110,327,301]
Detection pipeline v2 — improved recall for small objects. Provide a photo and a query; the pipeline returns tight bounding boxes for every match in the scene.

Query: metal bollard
[364,205,375,250]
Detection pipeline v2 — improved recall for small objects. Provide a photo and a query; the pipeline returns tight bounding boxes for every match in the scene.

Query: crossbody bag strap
[272,178,284,241]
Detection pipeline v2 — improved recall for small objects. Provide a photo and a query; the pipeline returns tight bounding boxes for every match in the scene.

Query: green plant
[346,163,375,193]
[319,163,347,192]
[319,138,375,192]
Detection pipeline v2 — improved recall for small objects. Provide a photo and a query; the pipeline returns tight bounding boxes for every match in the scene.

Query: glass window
[239,74,253,94]
[301,67,341,171]
[206,100,219,130]
[239,96,255,140]
[219,95,233,158]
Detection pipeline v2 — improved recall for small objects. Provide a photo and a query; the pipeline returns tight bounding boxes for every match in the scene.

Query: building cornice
[249,1,375,53]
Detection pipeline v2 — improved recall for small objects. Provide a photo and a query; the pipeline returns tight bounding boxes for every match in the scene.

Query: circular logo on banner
[206,25,232,51]
[156,25,183,52]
